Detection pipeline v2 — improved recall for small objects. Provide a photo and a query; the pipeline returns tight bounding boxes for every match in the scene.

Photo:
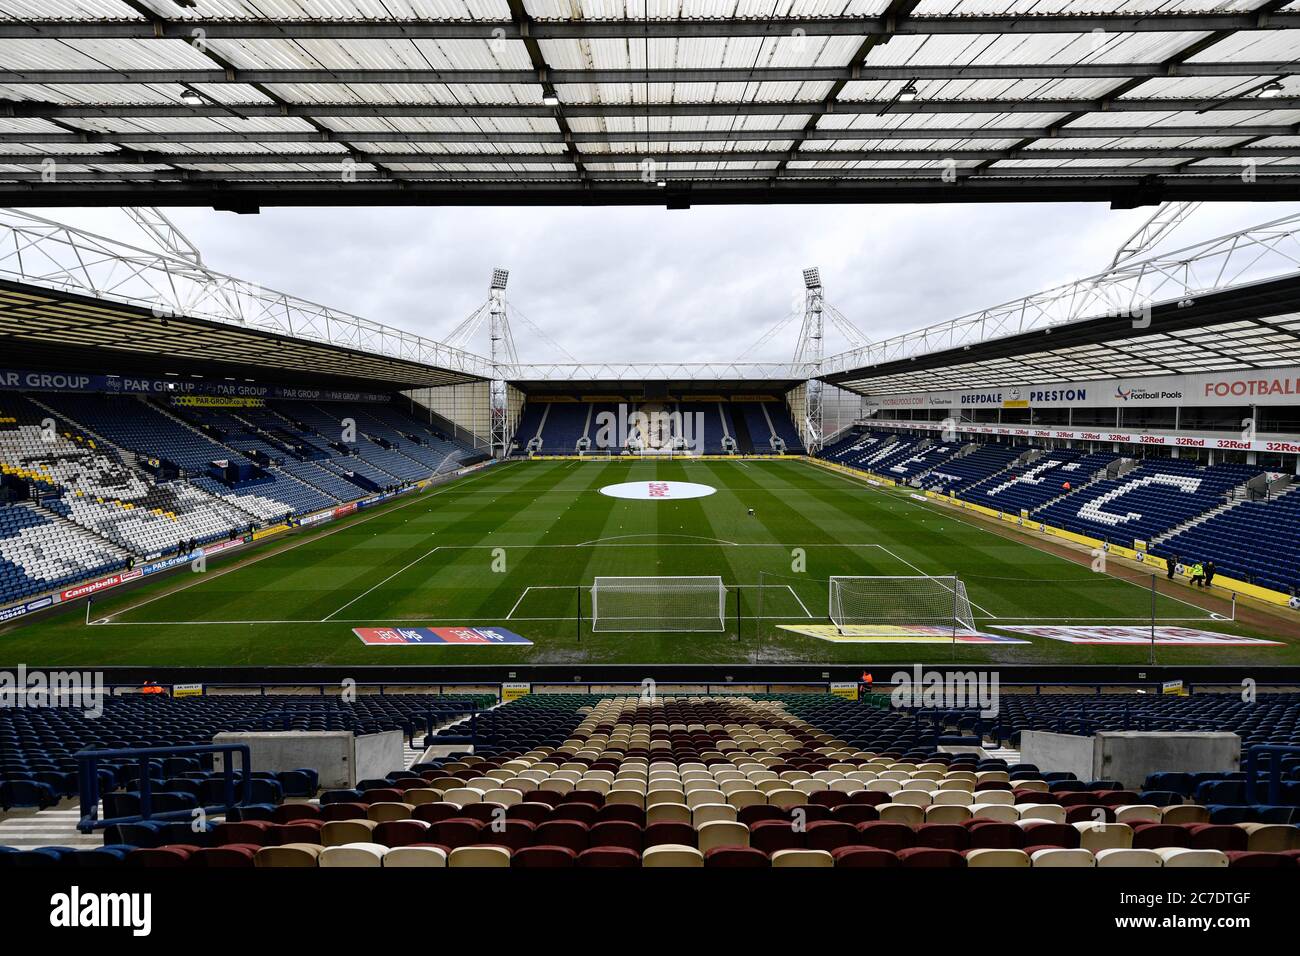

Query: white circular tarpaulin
[599,480,717,501]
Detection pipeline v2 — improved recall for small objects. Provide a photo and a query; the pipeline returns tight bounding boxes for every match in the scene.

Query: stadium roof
[822,212,1300,394]
[2,1,1300,208]
[0,277,484,390]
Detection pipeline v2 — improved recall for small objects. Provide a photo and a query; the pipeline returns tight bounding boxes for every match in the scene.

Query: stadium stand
[0,502,129,605]
[962,450,1120,514]
[4,694,1296,867]
[919,443,1023,494]
[1036,459,1263,547]
[1155,484,1300,594]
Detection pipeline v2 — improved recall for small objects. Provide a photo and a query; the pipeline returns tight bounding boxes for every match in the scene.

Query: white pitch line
[784,584,814,619]
[505,587,533,620]
[321,546,441,621]
[92,463,505,625]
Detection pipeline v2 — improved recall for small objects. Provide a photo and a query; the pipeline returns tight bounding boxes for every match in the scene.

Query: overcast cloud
[41,200,1300,367]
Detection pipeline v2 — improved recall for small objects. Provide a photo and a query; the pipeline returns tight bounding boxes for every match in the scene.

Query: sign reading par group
[599,481,717,500]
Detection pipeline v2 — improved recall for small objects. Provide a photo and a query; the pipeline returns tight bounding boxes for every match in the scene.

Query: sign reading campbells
[599,481,717,500]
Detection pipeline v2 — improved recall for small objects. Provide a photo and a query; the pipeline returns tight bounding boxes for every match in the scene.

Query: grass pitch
[1,458,1289,667]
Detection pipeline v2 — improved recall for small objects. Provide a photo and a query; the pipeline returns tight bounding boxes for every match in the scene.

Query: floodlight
[803,267,822,289]
[491,268,510,290]
[898,82,919,102]
[541,84,560,106]
[179,86,204,106]
[1258,80,1284,98]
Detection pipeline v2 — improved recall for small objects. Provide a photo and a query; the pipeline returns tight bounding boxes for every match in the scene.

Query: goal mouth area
[830,623,982,639]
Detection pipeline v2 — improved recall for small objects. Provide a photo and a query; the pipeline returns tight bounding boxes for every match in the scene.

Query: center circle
[599,480,717,501]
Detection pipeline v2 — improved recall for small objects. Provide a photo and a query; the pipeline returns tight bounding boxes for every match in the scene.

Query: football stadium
[2,0,1300,926]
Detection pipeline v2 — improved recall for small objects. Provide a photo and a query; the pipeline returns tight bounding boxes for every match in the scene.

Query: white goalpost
[590,575,727,632]
[828,575,976,636]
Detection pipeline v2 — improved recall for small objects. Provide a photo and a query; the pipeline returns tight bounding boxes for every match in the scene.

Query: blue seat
[0,780,58,810]
[72,845,133,867]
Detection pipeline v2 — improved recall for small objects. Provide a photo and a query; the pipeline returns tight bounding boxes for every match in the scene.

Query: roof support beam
[5,179,1297,207]
[8,97,1298,119]
[3,63,1292,84]
[4,14,1299,40]
[5,125,1296,145]
[10,146,1299,166]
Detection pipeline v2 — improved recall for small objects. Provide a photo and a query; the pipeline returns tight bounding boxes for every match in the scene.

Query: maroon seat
[413,802,461,825]
[272,803,322,823]
[430,818,484,849]
[505,802,553,826]
[549,803,599,826]
[749,819,803,855]
[475,819,536,852]
[644,822,696,848]
[212,821,271,847]
[1013,790,1059,805]
[1131,823,1193,850]
[1187,824,1248,852]
[374,819,433,848]
[457,803,503,824]
[361,788,405,805]
[1225,851,1297,868]
[790,804,833,824]
[808,791,851,808]
[319,802,369,822]
[534,820,590,853]
[512,845,577,868]
[897,847,966,868]
[966,822,1025,849]
[738,805,787,827]
[187,845,257,868]
[704,847,769,868]
[576,847,641,868]
[588,821,643,852]
[267,822,323,846]
[1092,790,1140,807]
[562,790,605,808]
[848,790,890,807]
[527,790,564,807]
[830,804,880,825]
[973,780,1011,792]
[1065,805,1114,823]
[854,821,915,852]
[913,823,970,851]
[389,778,425,792]
[804,820,860,852]
[127,845,197,867]
[832,847,900,868]
[1020,822,1079,849]
[595,804,644,826]
[1058,792,1104,807]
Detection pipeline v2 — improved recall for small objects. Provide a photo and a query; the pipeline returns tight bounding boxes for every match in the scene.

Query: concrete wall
[1096,732,1239,790]
[355,731,405,787]
[212,730,404,789]
[1021,731,1096,783]
[1021,730,1240,789]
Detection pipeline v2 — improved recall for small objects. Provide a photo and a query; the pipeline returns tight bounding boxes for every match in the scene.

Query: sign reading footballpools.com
[599,481,717,500]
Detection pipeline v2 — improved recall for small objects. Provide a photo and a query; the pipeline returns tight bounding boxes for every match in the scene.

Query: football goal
[828,575,976,636]
[590,576,727,632]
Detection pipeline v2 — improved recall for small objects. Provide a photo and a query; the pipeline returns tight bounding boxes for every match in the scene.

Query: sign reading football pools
[353,626,533,646]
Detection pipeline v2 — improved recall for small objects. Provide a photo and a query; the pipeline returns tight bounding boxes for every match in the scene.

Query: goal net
[590,576,726,632]
[828,575,976,636]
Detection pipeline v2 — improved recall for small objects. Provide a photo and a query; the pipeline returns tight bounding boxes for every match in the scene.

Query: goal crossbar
[591,575,726,633]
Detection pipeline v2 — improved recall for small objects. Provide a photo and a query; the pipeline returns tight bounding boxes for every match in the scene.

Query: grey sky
[45,200,1300,367]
